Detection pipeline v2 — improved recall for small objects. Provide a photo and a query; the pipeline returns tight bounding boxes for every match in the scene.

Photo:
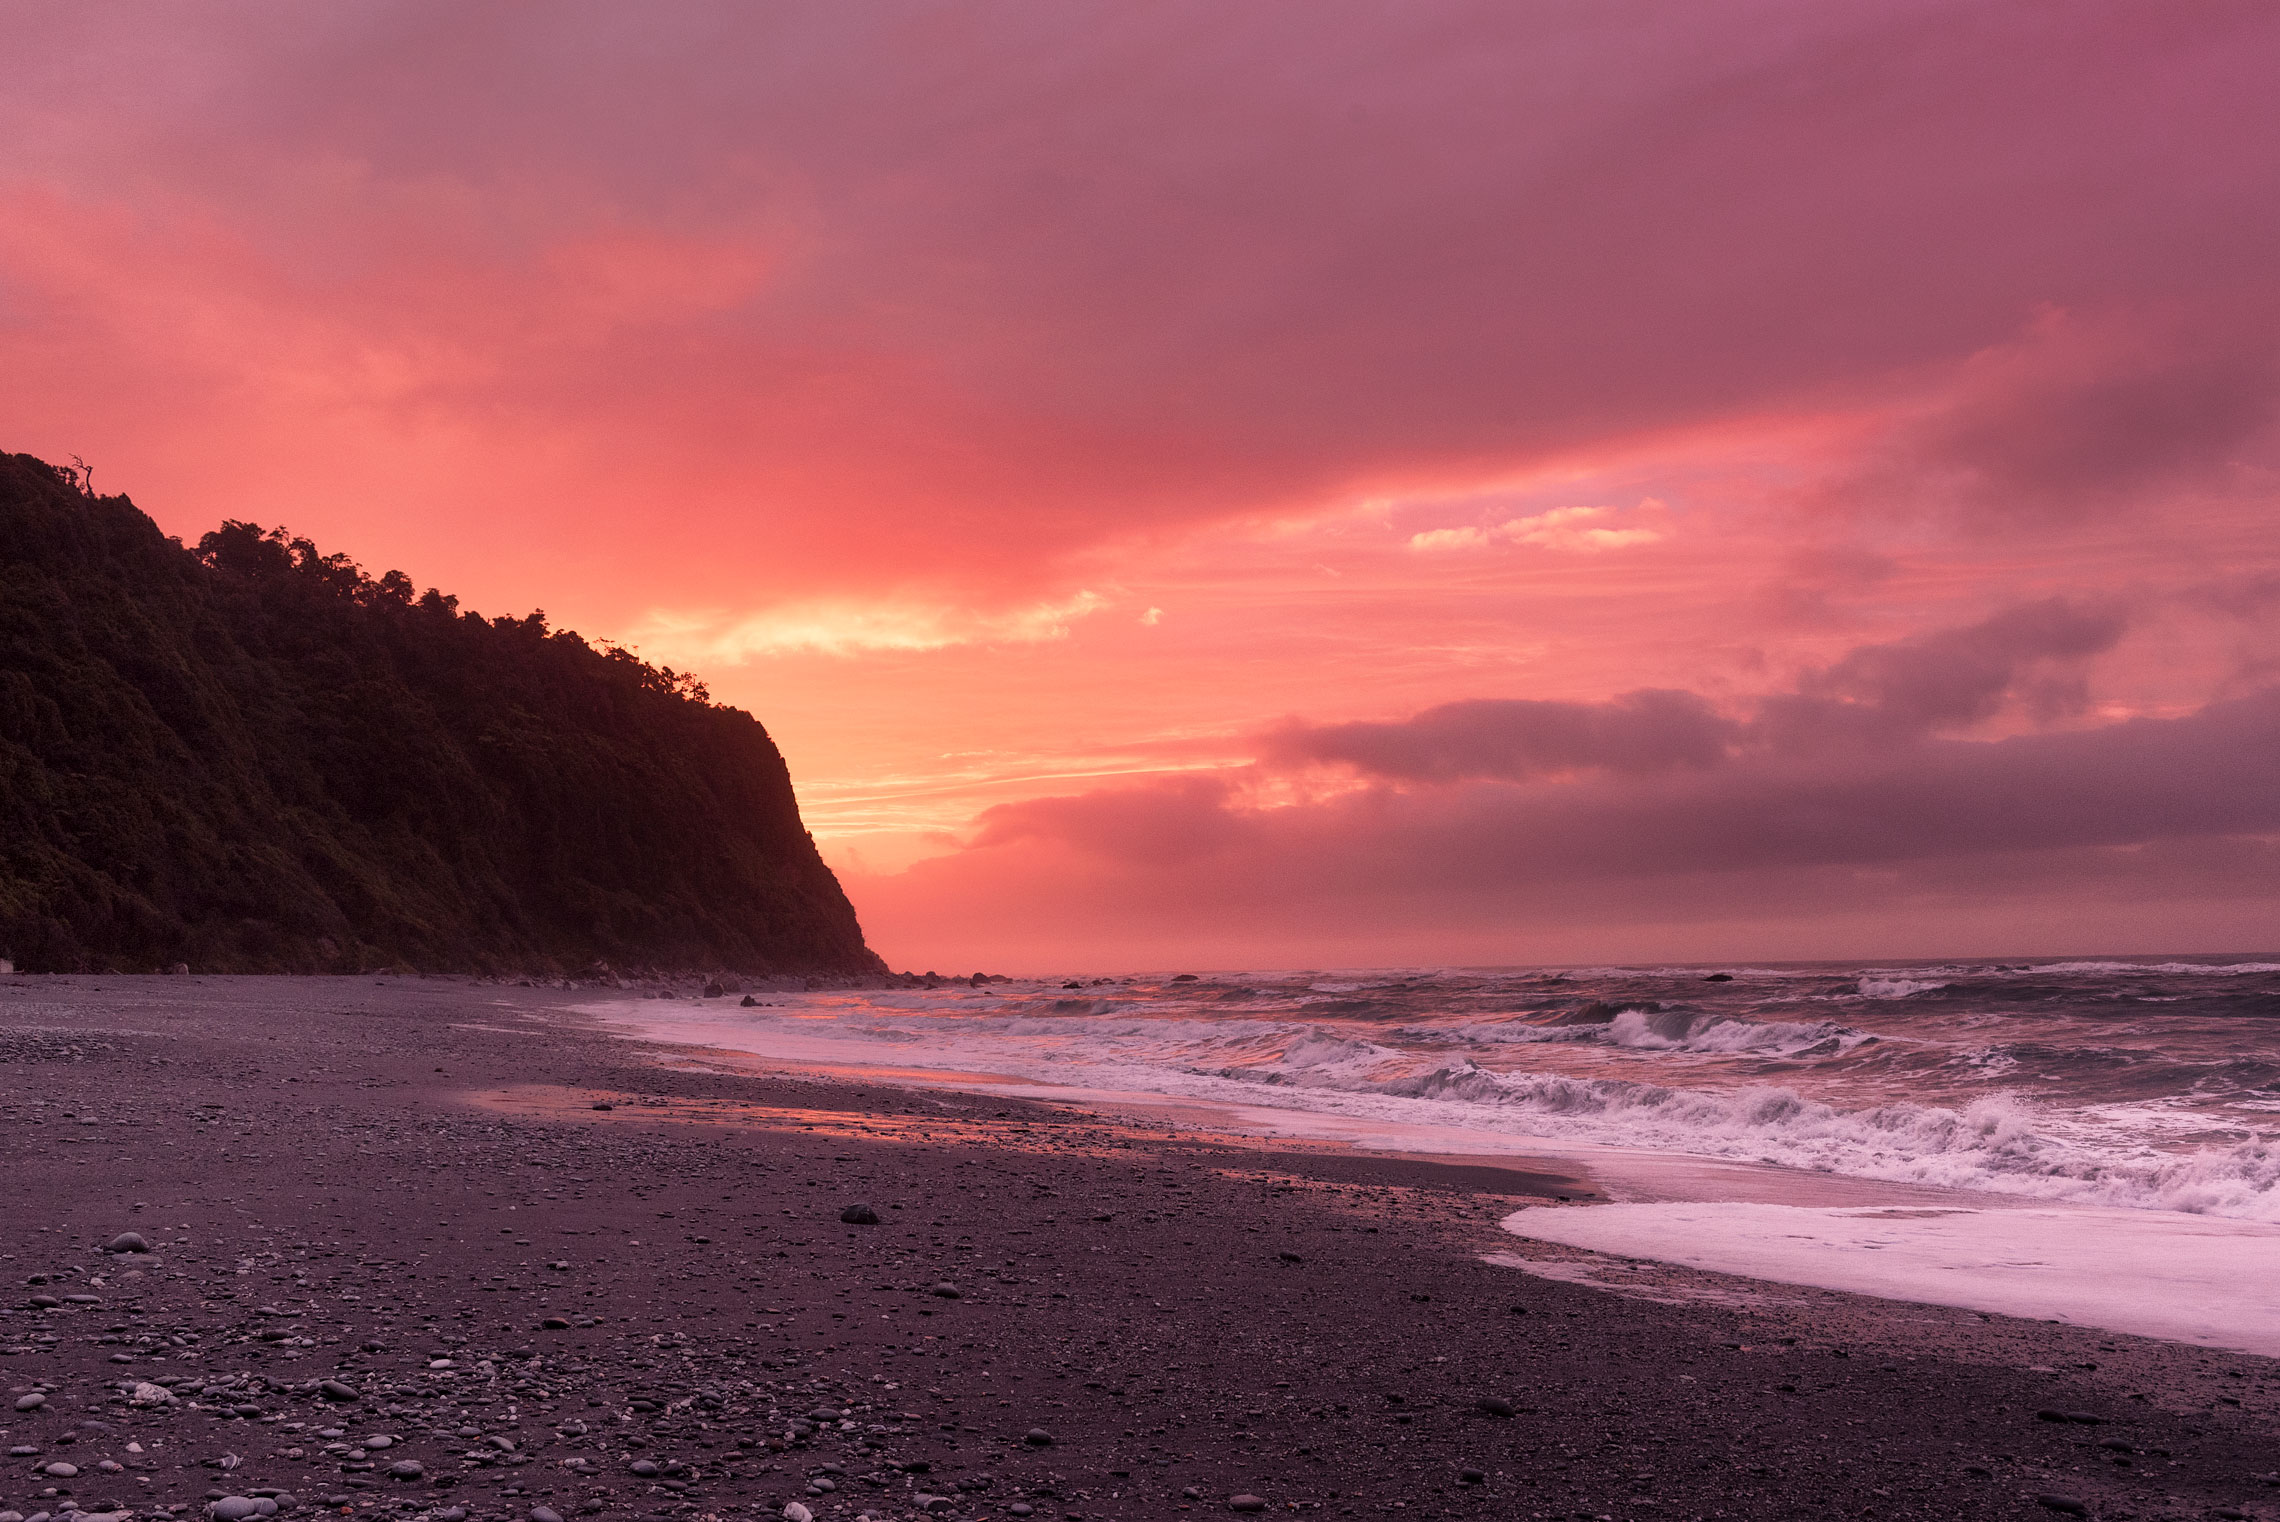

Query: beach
[5,976,2278,1522]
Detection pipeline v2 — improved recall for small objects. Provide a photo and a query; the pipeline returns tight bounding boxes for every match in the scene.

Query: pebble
[103,1233,150,1254]
[1008,1506,1034,1518]
[541,1317,572,1330]
[2035,1409,2104,1425]
[318,1380,359,1402]
[1476,1397,1515,1418]
[436,1511,467,1522]
[783,1505,814,1522]
[1024,1428,1053,1446]
[209,1501,263,1521]
[931,1282,961,1299]
[1229,1496,1268,1513]
[530,1508,565,1522]
[630,1460,661,1476]
[384,1460,423,1480]
[2034,1497,2089,1517]
[43,1463,78,1478]
[839,1204,881,1225]
[13,1394,44,1412]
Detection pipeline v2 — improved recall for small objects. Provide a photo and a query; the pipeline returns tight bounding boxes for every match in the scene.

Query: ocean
[588,956,2280,1352]
[601,957,2280,1218]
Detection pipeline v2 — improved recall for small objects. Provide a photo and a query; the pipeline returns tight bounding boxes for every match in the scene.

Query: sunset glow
[8,2,2276,970]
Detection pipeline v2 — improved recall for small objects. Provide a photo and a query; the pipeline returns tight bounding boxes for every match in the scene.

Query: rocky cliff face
[0,452,884,975]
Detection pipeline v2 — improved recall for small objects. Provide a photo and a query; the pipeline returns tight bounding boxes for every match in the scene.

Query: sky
[6,1,2278,971]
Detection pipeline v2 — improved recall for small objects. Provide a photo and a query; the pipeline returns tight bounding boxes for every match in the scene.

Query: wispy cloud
[632,590,1109,660]
[1407,503,1664,553]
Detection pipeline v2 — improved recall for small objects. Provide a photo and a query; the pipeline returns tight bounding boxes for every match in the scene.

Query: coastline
[580,988,2280,1360]
[5,975,2277,1522]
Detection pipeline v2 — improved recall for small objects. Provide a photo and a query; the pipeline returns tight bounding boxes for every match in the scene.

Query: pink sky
[6,2,2277,970]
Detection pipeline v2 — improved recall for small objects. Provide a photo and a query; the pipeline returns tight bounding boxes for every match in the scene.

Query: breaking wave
[1858,977,1946,999]
[1210,1057,2280,1220]
[594,952,2280,1223]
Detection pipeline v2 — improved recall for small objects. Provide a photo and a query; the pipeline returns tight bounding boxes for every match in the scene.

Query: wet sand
[5,976,2279,1522]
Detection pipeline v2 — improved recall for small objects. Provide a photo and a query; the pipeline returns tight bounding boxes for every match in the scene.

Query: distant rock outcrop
[0,451,884,976]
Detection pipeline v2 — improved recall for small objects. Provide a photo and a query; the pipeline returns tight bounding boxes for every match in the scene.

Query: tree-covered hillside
[0,452,883,976]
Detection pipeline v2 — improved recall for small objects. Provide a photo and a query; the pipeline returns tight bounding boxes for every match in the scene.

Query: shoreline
[579,993,2280,1359]
[5,975,2278,1522]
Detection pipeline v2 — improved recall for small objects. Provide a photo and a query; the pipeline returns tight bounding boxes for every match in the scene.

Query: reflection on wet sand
[467,1080,1593,1202]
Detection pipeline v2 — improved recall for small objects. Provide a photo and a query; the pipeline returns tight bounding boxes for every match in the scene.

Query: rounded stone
[1024,1428,1053,1446]
[1476,1396,1515,1418]
[43,1463,79,1479]
[839,1204,880,1225]
[210,1499,262,1521]
[782,1505,814,1522]
[630,1460,660,1477]
[104,1233,150,1255]
[13,1394,44,1412]
[1230,1497,1268,1513]
[530,1508,566,1522]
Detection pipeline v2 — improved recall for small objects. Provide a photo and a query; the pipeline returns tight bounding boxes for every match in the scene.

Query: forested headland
[0,452,884,976]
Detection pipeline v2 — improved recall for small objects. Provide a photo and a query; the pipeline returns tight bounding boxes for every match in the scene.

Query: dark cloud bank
[885,601,2279,955]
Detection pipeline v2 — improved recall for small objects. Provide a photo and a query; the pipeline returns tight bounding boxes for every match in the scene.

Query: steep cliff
[0,452,883,976]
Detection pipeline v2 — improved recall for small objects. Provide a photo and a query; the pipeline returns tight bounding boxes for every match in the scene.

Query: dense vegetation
[0,452,883,975]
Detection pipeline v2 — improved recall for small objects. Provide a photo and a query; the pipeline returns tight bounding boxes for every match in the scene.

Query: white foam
[1501,1200,2280,1355]
[1857,976,1946,998]
[2027,960,2280,976]
[1438,1009,1862,1056]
